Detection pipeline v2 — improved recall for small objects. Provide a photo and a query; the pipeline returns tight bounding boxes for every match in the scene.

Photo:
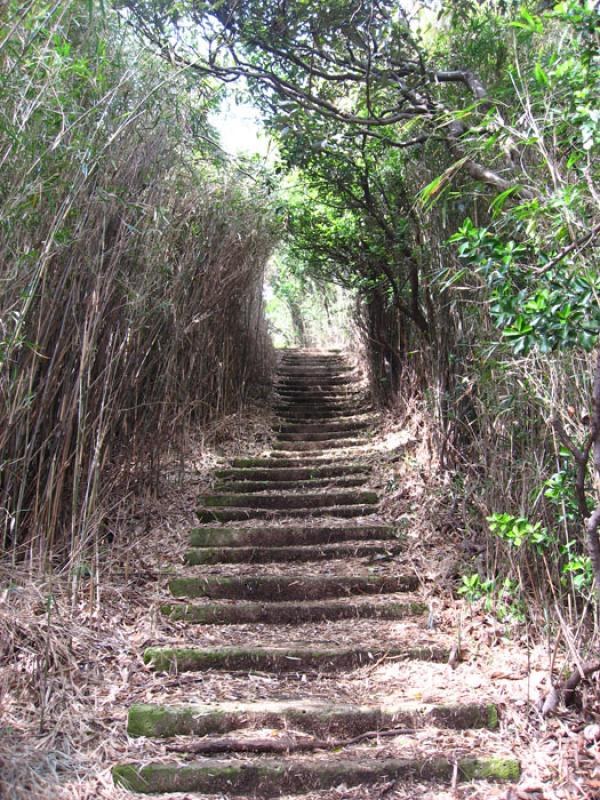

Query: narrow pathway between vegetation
[113,350,520,797]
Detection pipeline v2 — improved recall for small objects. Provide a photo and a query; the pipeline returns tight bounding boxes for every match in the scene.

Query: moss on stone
[112,756,520,795]
[128,703,203,738]
[487,703,499,730]
[112,764,150,792]
[160,598,425,625]
[460,757,520,782]
[142,644,450,673]
[167,574,417,601]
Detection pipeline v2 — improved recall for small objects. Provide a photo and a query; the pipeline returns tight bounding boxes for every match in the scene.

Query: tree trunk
[587,347,600,591]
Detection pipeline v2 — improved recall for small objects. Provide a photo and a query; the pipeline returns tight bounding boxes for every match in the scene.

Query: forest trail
[112,350,520,797]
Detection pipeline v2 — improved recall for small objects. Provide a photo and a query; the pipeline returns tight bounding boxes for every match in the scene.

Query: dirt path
[112,349,521,797]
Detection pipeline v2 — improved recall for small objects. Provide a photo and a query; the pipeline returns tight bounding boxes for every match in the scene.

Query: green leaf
[534,63,549,87]
[489,186,523,217]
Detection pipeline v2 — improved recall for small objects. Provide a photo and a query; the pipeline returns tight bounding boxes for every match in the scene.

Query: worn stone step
[278,421,370,434]
[274,399,365,410]
[274,386,364,403]
[169,574,416,601]
[275,364,359,383]
[184,540,401,564]
[280,362,346,370]
[274,389,364,399]
[143,642,451,672]
[161,597,425,624]
[274,400,369,410]
[271,438,369,452]
[213,476,368,493]
[114,755,520,794]
[275,407,374,420]
[196,504,377,522]
[275,375,355,386]
[113,755,520,795]
[268,445,367,456]
[127,698,499,739]
[231,456,367,468]
[266,453,367,463]
[277,372,353,381]
[189,524,397,548]
[215,464,371,481]
[198,490,378,510]
[276,430,366,442]
[275,377,360,386]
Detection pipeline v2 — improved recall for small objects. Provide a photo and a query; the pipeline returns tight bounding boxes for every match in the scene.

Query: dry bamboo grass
[0,3,276,568]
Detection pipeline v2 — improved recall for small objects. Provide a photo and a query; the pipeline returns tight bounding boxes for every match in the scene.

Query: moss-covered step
[184,540,402,565]
[213,476,368,493]
[189,524,397,548]
[197,490,378,510]
[127,698,499,739]
[271,439,369,452]
[215,464,371,481]
[161,597,425,624]
[113,754,520,794]
[143,643,450,673]
[169,574,416,601]
[195,504,377,522]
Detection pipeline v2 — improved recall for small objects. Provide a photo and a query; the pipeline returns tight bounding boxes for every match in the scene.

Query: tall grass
[0,1,276,568]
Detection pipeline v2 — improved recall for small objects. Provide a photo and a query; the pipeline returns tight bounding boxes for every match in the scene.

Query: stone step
[113,755,520,795]
[277,421,370,434]
[279,362,346,370]
[168,574,417,601]
[271,438,369,452]
[161,597,425,624]
[215,464,371,480]
[276,375,360,383]
[189,524,397,548]
[274,400,369,410]
[197,490,378,510]
[196,504,377,522]
[213,476,369,493]
[277,366,353,374]
[275,407,374,420]
[274,398,365,409]
[268,444,368,455]
[267,452,367,463]
[231,456,368,468]
[143,643,451,672]
[276,430,366,442]
[274,381,363,391]
[275,375,355,386]
[274,388,364,399]
[184,540,401,564]
[127,698,499,739]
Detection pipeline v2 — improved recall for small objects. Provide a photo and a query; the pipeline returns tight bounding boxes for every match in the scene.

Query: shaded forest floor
[1,399,599,799]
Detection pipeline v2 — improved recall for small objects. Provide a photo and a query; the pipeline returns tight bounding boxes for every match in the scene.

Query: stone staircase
[113,349,520,796]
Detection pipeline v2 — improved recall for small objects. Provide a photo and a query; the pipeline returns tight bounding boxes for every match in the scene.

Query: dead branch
[541,660,600,717]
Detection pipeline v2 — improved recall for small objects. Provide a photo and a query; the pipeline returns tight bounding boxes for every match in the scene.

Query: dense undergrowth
[0,2,277,569]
